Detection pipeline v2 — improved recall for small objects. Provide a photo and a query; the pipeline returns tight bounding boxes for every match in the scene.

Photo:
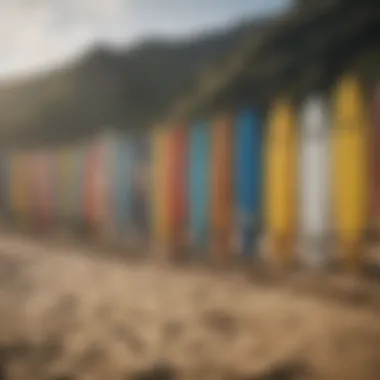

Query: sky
[0,0,293,79]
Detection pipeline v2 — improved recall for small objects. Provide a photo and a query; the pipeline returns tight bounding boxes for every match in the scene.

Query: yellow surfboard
[265,98,297,266]
[332,74,369,271]
[151,127,171,256]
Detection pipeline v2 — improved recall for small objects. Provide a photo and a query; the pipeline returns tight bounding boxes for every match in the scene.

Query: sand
[1,232,380,380]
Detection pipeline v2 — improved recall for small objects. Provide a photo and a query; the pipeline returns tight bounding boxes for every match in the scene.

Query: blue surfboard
[189,121,211,251]
[235,109,262,257]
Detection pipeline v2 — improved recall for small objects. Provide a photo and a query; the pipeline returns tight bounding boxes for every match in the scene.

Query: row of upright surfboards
[152,74,375,270]
[0,74,378,270]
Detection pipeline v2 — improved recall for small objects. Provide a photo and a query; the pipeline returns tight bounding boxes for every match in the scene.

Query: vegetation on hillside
[0,0,379,148]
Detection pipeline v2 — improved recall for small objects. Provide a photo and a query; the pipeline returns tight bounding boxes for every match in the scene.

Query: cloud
[0,0,128,76]
[0,0,292,78]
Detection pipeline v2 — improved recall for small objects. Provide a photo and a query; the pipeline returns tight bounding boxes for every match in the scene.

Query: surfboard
[58,147,74,225]
[3,153,13,222]
[28,152,40,225]
[332,74,369,271]
[235,108,262,258]
[189,120,211,254]
[265,98,297,266]
[111,134,133,238]
[211,113,233,261]
[371,83,380,239]
[131,135,151,246]
[0,153,7,218]
[10,152,30,225]
[299,96,331,267]
[37,151,54,229]
[167,127,188,257]
[47,151,58,224]
[74,146,86,230]
[61,146,86,230]
[0,153,10,221]
[84,137,107,234]
[98,134,115,238]
[151,128,170,256]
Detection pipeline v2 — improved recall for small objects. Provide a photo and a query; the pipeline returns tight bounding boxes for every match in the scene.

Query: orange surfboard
[151,128,171,255]
[210,113,234,260]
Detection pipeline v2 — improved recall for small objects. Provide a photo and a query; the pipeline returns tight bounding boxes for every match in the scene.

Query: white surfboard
[299,95,331,267]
